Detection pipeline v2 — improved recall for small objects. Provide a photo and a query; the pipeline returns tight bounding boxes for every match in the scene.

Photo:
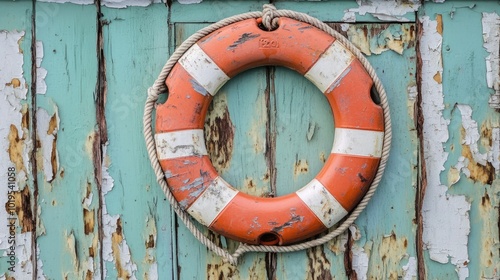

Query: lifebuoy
[155,17,384,245]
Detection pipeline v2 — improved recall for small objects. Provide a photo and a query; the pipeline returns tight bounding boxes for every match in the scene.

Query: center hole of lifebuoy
[204,67,334,196]
[258,232,281,245]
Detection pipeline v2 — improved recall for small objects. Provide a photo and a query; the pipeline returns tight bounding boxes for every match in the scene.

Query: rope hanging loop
[144,4,392,265]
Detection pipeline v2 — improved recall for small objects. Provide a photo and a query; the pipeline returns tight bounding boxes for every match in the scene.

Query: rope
[143,4,392,266]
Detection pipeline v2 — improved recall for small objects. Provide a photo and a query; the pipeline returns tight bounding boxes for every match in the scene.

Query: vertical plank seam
[414,14,427,280]
[166,3,180,279]
[94,1,107,279]
[30,1,39,279]
[264,66,278,280]
[265,2,277,278]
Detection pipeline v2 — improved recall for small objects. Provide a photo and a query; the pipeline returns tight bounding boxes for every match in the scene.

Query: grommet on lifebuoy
[154,17,384,245]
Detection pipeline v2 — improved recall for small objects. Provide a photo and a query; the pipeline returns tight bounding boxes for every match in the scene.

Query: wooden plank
[34,3,100,279]
[171,0,268,23]
[0,2,35,279]
[100,5,173,279]
[273,23,418,279]
[419,2,500,279]
[172,22,270,280]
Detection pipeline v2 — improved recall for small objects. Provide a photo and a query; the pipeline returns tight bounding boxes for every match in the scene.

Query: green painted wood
[170,0,268,23]
[100,5,174,279]
[419,2,500,280]
[173,22,270,280]
[34,3,100,279]
[272,22,418,279]
[349,29,418,279]
[0,1,34,279]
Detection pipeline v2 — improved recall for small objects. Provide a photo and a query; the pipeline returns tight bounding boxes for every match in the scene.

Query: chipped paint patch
[451,105,497,184]
[343,23,416,56]
[293,158,309,178]
[143,215,158,280]
[35,41,47,94]
[306,245,332,280]
[243,177,268,197]
[36,107,59,182]
[0,30,34,278]
[378,231,411,278]
[204,94,234,173]
[101,144,138,279]
[65,231,79,272]
[407,85,418,120]
[342,0,420,22]
[351,244,369,280]
[478,189,500,279]
[420,16,470,280]
[402,257,417,280]
[178,0,202,4]
[482,12,500,110]
[36,244,47,279]
[481,13,499,89]
[10,187,34,233]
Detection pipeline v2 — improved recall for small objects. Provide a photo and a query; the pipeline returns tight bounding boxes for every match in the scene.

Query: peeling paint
[143,215,158,280]
[293,158,309,178]
[101,144,138,279]
[482,12,500,111]
[35,41,47,94]
[378,232,412,278]
[407,85,418,120]
[351,244,369,280]
[481,13,499,89]
[343,23,415,56]
[420,15,470,280]
[65,231,80,272]
[0,30,34,278]
[306,245,332,280]
[36,244,47,279]
[451,104,497,184]
[10,187,34,233]
[342,0,420,22]
[402,257,417,280]
[178,0,202,4]
[36,107,59,182]
[204,94,234,173]
[478,189,500,280]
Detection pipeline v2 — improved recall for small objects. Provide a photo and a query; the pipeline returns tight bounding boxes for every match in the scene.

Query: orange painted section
[316,154,380,211]
[159,156,218,209]
[198,18,334,77]
[156,63,212,133]
[210,192,326,245]
[325,59,384,131]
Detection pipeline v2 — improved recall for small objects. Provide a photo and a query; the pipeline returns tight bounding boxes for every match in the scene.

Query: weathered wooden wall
[0,1,498,279]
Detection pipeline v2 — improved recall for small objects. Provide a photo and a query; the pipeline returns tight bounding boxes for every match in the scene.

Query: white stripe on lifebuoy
[155,129,208,160]
[296,179,348,228]
[304,41,355,93]
[331,128,384,157]
[187,176,238,226]
[179,44,230,96]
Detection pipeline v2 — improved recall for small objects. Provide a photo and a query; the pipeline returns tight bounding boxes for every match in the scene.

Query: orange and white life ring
[155,17,384,245]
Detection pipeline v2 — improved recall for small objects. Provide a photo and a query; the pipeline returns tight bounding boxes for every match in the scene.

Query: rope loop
[147,87,160,101]
[144,3,391,266]
[262,4,279,30]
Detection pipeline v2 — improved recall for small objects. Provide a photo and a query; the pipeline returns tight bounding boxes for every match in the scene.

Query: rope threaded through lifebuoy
[143,4,392,265]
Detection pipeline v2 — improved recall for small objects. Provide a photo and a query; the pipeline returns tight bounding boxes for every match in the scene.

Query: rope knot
[262,4,279,31]
[147,86,160,101]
